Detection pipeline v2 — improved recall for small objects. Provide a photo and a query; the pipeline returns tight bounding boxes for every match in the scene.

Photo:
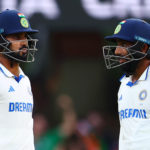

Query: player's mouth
[21,48,27,53]
[19,47,28,56]
[119,58,127,63]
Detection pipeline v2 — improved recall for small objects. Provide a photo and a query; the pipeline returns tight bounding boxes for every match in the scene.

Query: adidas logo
[119,94,122,101]
[8,86,15,92]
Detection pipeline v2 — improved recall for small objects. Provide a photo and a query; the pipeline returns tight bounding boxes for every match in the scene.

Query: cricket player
[103,19,150,150]
[0,9,38,150]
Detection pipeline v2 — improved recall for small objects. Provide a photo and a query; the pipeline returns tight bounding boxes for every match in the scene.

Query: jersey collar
[119,65,150,85]
[0,63,25,78]
[138,65,150,81]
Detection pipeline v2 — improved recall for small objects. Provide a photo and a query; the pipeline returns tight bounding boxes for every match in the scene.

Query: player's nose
[20,39,28,47]
[114,47,127,56]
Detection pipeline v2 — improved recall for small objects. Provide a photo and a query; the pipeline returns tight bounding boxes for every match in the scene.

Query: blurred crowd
[33,94,118,150]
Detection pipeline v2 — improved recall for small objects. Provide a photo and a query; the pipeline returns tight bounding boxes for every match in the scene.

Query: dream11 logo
[1,0,150,19]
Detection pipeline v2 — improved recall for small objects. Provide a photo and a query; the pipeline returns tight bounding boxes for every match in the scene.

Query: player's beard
[2,46,28,67]
[7,46,28,62]
[120,60,140,76]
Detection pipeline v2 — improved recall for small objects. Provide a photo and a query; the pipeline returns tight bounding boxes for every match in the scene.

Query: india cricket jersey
[118,66,150,150]
[0,63,34,150]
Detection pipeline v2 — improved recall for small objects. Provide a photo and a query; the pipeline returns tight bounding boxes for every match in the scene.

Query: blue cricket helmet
[0,9,38,63]
[103,18,150,75]
[105,18,150,45]
[0,9,38,35]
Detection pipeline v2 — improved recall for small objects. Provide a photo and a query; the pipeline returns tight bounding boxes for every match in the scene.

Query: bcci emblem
[114,24,121,34]
[20,18,29,28]
[139,90,147,100]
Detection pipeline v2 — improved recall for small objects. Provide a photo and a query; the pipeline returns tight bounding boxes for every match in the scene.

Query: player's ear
[141,43,149,53]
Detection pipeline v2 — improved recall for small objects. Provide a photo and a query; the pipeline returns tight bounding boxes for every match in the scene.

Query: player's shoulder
[0,69,8,81]
[19,68,31,84]
[23,74,31,85]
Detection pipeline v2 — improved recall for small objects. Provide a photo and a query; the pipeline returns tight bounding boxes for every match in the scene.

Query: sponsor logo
[119,108,147,120]
[9,102,33,112]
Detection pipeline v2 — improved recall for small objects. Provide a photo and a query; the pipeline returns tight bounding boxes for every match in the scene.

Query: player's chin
[19,50,28,57]
[20,48,27,54]
[14,52,28,61]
